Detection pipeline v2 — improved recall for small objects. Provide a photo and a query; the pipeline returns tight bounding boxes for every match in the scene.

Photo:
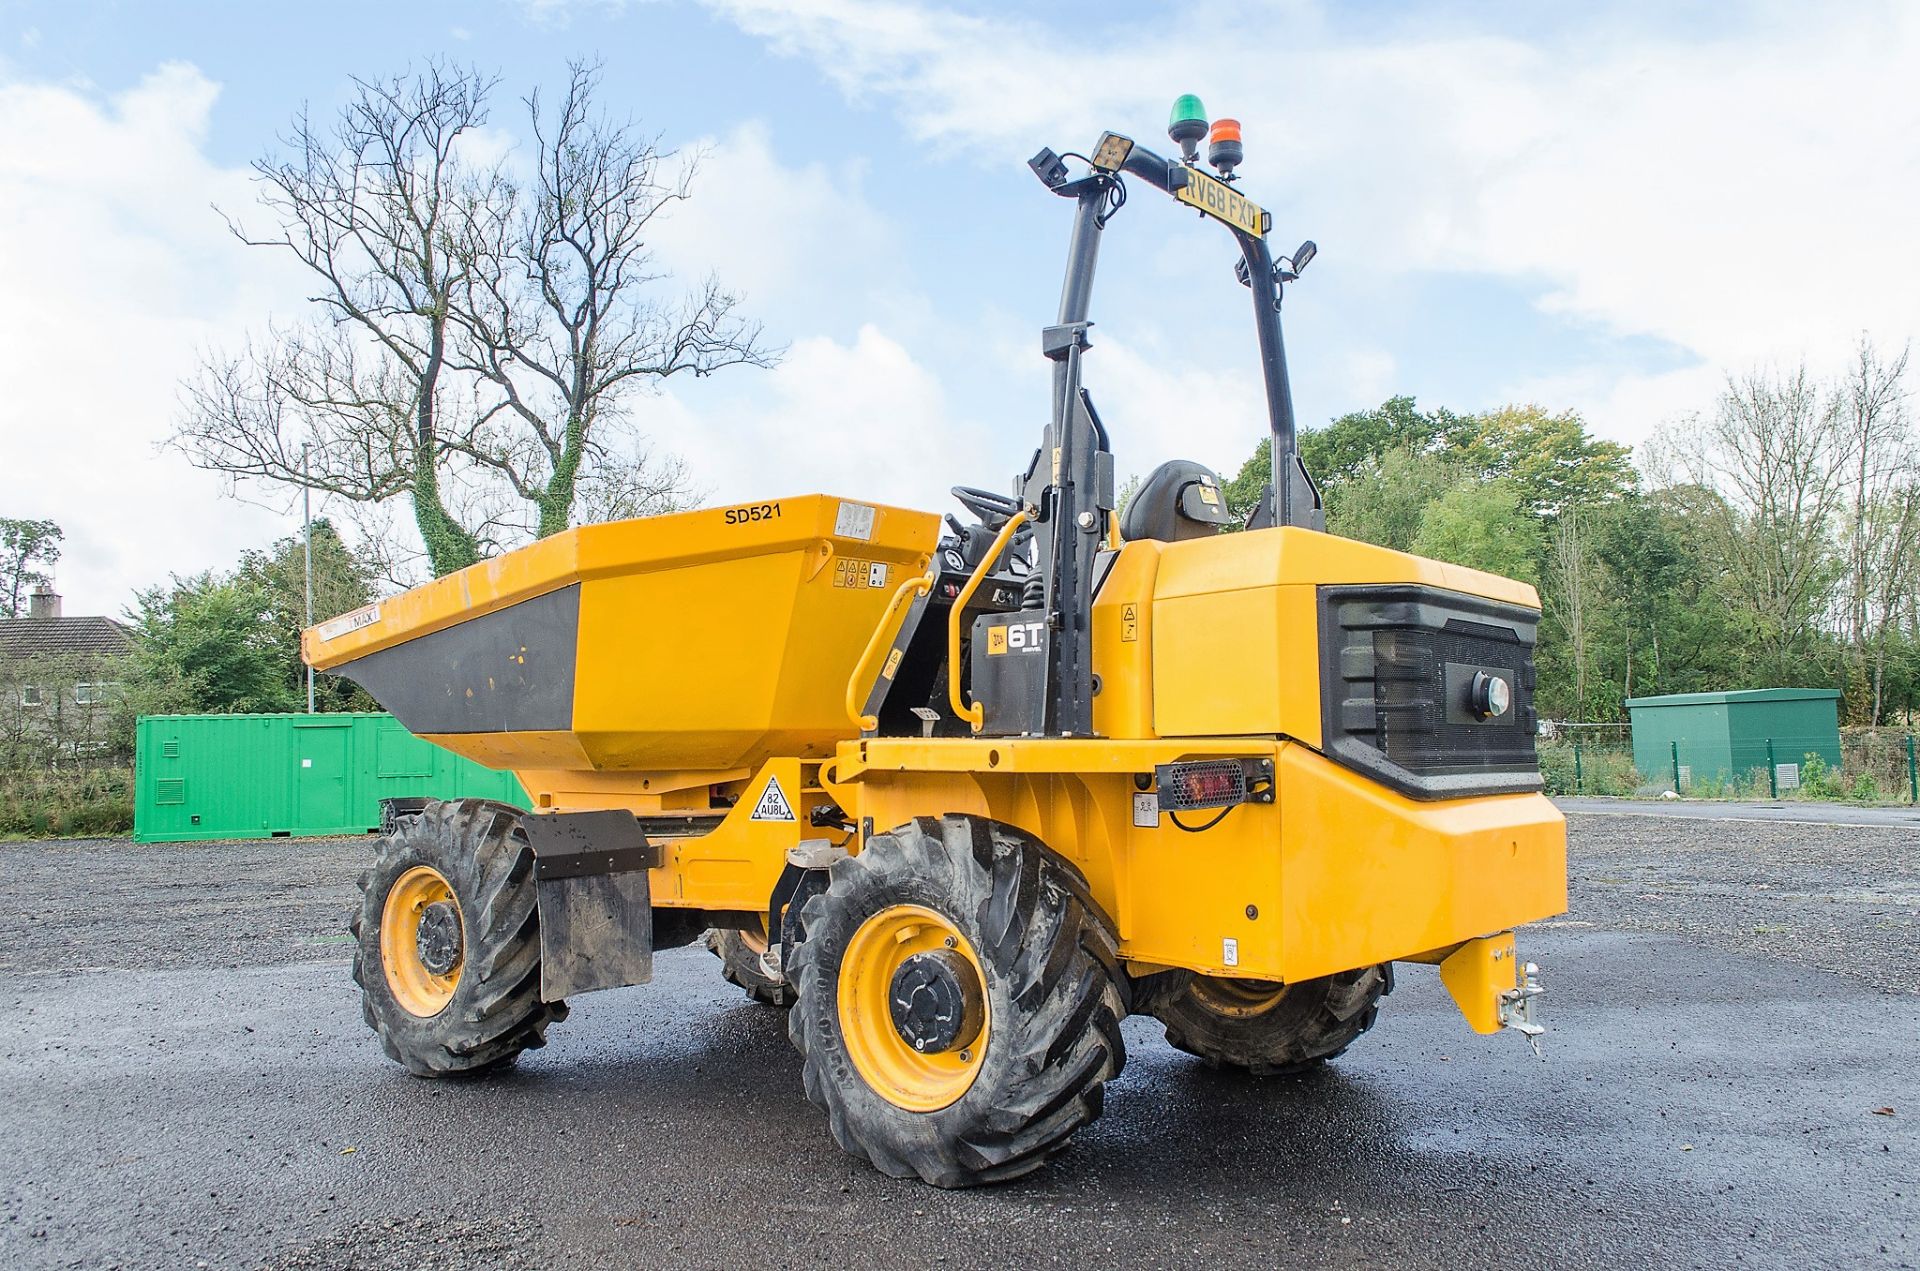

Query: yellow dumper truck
[305,100,1566,1188]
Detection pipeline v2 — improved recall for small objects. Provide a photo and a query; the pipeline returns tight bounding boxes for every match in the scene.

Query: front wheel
[351,799,567,1077]
[1154,965,1390,1077]
[787,816,1127,1187]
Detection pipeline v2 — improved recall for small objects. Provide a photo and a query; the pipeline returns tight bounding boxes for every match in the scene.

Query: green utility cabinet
[134,713,527,843]
[1624,689,1842,790]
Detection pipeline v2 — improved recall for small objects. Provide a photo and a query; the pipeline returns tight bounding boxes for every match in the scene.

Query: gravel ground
[1564,813,1920,994]
[0,811,1913,1270]
[0,835,365,975]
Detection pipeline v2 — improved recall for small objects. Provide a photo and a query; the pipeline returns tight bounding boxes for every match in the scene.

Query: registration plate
[1174,167,1268,239]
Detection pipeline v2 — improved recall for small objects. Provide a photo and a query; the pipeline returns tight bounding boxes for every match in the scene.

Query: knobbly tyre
[305,97,1565,1189]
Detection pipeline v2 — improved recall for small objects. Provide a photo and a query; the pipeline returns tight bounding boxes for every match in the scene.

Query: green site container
[1624,688,1841,791]
[133,713,528,843]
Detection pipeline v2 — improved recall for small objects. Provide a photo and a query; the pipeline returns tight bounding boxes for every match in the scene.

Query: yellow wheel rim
[1189,976,1289,1020]
[838,904,990,1113]
[380,865,464,1018]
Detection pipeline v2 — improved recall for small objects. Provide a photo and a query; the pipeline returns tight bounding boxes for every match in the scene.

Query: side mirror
[1291,240,1317,273]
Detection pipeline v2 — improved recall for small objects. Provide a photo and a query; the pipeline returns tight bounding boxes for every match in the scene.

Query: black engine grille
[1318,584,1542,800]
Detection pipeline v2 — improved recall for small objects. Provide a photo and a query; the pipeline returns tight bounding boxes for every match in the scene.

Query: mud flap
[522,810,660,1002]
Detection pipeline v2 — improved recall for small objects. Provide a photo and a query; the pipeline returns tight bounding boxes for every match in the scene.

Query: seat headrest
[1119,460,1233,543]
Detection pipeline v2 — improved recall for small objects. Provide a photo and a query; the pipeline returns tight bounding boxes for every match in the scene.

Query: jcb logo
[988,621,1046,656]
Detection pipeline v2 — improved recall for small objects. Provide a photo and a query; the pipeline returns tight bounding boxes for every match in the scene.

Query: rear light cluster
[1153,759,1275,811]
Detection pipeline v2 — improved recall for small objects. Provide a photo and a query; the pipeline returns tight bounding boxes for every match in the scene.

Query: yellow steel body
[304,500,1567,1001]
[303,495,941,774]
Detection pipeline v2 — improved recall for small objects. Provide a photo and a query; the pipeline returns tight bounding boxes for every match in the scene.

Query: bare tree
[1544,506,1599,719]
[175,62,771,578]
[1651,362,1849,683]
[175,64,500,577]
[446,62,771,539]
[1834,338,1918,721]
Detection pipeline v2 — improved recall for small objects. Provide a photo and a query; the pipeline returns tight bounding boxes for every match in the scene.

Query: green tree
[1652,365,1848,686]
[1221,436,1271,524]
[1460,405,1636,516]
[1409,481,1542,585]
[127,573,294,715]
[1325,445,1462,552]
[1299,395,1469,489]
[234,520,379,712]
[0,517,63,617]
[1223,398,1470,525]
[1588,493,1737,707]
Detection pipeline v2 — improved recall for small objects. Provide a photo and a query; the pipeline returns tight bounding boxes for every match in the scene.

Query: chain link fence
[1539,724,1920,803]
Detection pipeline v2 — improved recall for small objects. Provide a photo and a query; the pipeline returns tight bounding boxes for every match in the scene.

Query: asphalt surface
[1,816,1914,1270]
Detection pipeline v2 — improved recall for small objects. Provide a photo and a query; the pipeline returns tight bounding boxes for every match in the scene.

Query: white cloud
[1338,348,1398,409]
[1089,335,1268,479]
[663,322,981,514]
[0,64,298,617]
[701,0,1920,442]
[0,67,938,615]
[647,120,902,328]
[1493,362,1727,454]
[641,121,1012,517]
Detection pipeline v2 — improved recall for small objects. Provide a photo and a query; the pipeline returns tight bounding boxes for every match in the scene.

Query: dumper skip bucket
[303,496,939,775]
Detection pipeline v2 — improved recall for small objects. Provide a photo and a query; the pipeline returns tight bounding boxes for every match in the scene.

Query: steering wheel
[951,485,1022,523]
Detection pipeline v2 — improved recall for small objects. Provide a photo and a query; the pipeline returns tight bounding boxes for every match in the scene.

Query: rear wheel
[351,799,567,1077]
[704,922,794,1007]
[787,815,1127,1187]
[1154,965,1390,1077]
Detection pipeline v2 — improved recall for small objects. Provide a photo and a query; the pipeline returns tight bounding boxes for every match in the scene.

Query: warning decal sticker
[832,558,890,589]
[835,501,877,541]
[750,775,797,822]
[315,603,381,642]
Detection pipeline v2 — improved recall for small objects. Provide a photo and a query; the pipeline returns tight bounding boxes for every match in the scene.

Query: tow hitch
[1432,931,1547,1056]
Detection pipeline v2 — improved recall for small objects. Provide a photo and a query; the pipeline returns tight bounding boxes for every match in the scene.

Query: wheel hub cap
[888,949,984,1054]
[416,900,464,976]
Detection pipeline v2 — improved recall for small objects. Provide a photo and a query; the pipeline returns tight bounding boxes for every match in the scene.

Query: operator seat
[1119,460,1234,543]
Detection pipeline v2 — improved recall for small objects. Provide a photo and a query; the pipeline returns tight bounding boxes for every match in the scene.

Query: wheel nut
[943,936,957,949]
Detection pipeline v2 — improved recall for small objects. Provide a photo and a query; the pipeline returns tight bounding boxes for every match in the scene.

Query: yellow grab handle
[846,573,934,731]
[948,508,1032,733]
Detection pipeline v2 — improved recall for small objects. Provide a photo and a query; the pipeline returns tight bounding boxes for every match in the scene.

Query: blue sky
[3,1,1916,614]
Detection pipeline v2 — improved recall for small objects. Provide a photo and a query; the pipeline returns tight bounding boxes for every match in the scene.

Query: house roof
[0,615,134,661]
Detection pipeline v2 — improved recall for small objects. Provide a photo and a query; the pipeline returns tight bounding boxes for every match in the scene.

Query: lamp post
[303,444,314,715]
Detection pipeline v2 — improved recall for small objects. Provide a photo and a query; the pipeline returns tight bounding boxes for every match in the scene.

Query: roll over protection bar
[1115,144,1322,532]
[1014,133,1326,739]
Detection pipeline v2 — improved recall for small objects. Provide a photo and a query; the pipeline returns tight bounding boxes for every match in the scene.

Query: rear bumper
[1273,743,1566,983]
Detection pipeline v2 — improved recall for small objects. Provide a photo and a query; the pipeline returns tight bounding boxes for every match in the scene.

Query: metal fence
[1540,726,1920,803]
